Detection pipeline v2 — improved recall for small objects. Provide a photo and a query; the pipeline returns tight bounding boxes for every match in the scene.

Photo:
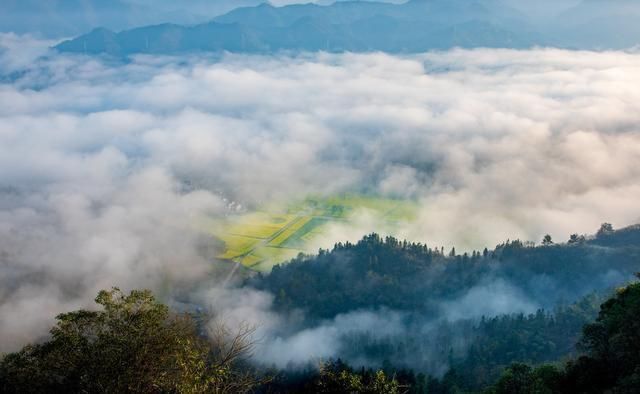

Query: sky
[1,34,640,357]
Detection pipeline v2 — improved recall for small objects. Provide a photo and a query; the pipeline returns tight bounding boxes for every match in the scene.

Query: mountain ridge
[54,0,548,55]
[54,0,640,56]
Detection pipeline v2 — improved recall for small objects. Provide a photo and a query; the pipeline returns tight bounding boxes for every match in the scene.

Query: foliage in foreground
[489,277,640,394]
[0,289,403,394]
[1,281,640,393]
[0,288,256,394]
[262,359,407,393]
[2,228,640,393]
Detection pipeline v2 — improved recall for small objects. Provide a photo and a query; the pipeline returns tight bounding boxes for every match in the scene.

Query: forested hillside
[2,278,640,393]
[1,224,639,392]
[251,224,640,320]
[243,224,640,390]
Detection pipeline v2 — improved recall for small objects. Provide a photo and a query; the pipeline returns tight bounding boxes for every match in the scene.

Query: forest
[2,224,640,393]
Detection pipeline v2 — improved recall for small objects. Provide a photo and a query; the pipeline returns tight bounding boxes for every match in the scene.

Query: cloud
[257,309,406,367]
[197,282,408,368]
[1,35,640,352]
[442,279,539,321]
[0,33,56,73]
[0,167,225,351]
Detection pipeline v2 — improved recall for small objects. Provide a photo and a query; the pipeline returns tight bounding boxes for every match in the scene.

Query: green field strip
[268,216,312,246]
[206,194,420,271]
[225,224,282,239]
[217,235,260,256]
[242,247,302,270]
[264,245,305,251]
[281,217,330,248]
[255,246,301,258]
[250,260,277,272]
[299,230,326,244]
[226,234,265,240]
[249,248,303,271]
[239,254,263,267]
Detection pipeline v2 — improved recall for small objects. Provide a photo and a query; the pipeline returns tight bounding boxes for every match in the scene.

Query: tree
[0,288,257,394]
[491,363,561,394]
[568,234,585,244]
[596,223,614,237]
[492,363,534,394]
[314,361,401,394]
[563,280,640,392]
[542,234,553,246]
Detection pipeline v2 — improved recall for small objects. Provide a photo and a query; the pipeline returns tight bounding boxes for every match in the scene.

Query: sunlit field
[205,195,418,271]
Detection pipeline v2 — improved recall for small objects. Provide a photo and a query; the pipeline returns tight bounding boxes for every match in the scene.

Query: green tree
[563,278,640,392]
[0,288,256,394]
[567,234,585,244]
[491,363,560,394]
[596,223,614,237]
[314,361,401,394]
[490,277,640,394]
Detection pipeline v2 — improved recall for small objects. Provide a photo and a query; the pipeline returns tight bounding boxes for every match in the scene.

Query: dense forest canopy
[251,224,640,321]
[2,278,640,393]
[2,224,640,392]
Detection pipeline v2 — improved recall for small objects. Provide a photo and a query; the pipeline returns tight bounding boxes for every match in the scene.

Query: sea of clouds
[1,34,640,357]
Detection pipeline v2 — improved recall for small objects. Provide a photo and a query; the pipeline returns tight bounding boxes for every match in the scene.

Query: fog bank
[1,36,640,351]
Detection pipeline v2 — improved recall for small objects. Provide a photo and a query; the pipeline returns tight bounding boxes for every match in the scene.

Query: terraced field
[208,195,417,272]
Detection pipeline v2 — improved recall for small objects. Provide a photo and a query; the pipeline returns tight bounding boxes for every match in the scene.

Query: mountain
[555,0,640,49]
[250,225,640,320]
[244,224,640,388]
[7,0,640,51]
[0,0,264,37]
[56,0,640,55]
[56,0,545,55]
[559,0,640,26]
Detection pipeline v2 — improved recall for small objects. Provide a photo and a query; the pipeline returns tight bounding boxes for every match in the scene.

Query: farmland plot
[208,195,417,271]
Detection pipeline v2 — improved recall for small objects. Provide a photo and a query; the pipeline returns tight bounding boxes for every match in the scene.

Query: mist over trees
[0,288,402,393]
[252,224,640,321]
[237,224,639,389]
[0,288,259,393]
[488,277,640,394]
[2,265,640,392]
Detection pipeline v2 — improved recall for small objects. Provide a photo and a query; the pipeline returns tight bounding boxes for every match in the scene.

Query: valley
[204,195,417,271]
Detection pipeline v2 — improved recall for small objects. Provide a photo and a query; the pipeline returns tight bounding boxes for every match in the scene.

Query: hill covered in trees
[251,224,640,320]
[243,223,640,390]
[2,224,640,392]
[2,279,640,393]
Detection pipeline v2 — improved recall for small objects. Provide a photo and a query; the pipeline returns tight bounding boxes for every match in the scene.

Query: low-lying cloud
[1,34,640,352]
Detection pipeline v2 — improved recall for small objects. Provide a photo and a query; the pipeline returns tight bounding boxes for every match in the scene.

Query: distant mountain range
[0,0,264,37]
[47,0,640,55]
